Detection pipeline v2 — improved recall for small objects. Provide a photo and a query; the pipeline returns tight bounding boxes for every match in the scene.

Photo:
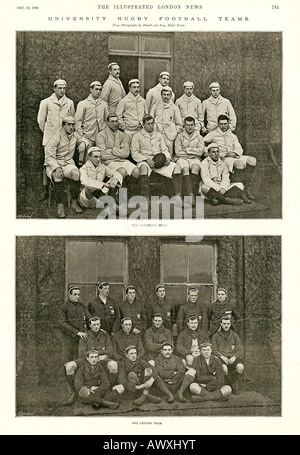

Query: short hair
[218,114,229,123]
[152,313,163,319]
[89,316,101,323]
[125,345,137,354]
[98,281,109,291]
[108,62,119,72]
[161,341,173,349]
[121,317,132,325]
[106,113,118,121]
[217,287,227,294]
[183,81,194,88]
[142,114,154,124]
[90,81,102,89]
[128,79,140,88]
[155,283,165,292]
[188,287,199,294]
[125,285,136,294]
[187,315,198,322]
[184,116,196,124]
[161,86,172,93]
[86,349,99,357]
[68,285,80,295]
[53,79,67,87]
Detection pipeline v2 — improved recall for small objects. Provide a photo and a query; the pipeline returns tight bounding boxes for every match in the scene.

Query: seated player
[205,114,257,199]
[211,316,245,394]
[74,349,123,410]
[174,116,206,205]
[188,341,232,402]
[64,316,120,405]
[44,115,89,218]
[200,143,251,206]
[118,345,173,406]
[78,146,123,210]
[144,313,173,362]
[154,341,188,403]
[176,315,209,368]
[111,317,145,361]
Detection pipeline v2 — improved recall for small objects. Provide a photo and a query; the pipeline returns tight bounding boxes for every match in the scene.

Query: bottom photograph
[16,235,281,417]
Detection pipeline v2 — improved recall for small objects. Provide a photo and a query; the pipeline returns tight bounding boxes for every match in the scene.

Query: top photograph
[16,31,282,220]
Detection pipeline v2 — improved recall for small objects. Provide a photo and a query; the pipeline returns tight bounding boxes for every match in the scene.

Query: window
[66,240,127,305]
[108,33,173,96]
[160,242,217,310]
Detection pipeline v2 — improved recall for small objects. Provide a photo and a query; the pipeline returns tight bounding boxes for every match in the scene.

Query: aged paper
[1,0,300,436]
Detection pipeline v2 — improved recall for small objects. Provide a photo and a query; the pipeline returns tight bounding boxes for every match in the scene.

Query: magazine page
[1,0,300,438]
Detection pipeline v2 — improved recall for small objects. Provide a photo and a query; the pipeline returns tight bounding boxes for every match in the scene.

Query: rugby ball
[153,153,167,169]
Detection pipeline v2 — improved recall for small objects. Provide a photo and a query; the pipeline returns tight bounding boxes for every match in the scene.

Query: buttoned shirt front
[200,156,231,192]
[175,94,204,130]
[96,126,130,163]
[131,128,170,163]
[74,95,108,142]
[202,95,236,132]
[37,93,75,145]
[205,127,243,158]
[151,101,182,141]
[175,129,205,160]
[100,75,126,113]
[79,159,123,191]
[116,92,147,133]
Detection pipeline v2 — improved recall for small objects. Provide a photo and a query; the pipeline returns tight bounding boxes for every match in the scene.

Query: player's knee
[233,160,245,170]
[139,164,148,175]
[221,385,232,396]
[182,167,189,176]
[173,163,181,174]
[247,156,257,166]
[107,360,118,374]
[201,184,210,194]
[191,164,200,174]
[117,167,127,178]
[186,354,194,367]
[145,367,153,376]
[236,363,244,375]
[113,384,125,394]
[65,361,77,375]
[234,182,244,191]
[190,382,201,395]
[132,167,140,179]
[70,169,80,181]
[222,364,228,376]
[186,368,196,378]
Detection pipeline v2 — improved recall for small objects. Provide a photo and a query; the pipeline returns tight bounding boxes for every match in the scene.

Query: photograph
[17,31,282,220]
[16,235,281,417]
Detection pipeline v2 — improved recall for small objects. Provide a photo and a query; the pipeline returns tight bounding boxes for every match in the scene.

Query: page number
[272,5,279,9]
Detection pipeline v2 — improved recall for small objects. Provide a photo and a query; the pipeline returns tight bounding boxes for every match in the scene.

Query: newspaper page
[1,0,300,438]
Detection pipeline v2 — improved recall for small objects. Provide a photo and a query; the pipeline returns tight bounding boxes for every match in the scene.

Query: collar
[141,128,156,138]
[209,95,222,103]
[108,75,122,83]
[60,127,74,141]
[206,156,222,166]
[87,94,102,104]
[127,92,141,102]
[50,93,67,104]
[182,94,195,102]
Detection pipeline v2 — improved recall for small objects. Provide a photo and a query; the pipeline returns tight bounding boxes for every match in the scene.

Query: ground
[39,164,282,220]
[16,375,281,417]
